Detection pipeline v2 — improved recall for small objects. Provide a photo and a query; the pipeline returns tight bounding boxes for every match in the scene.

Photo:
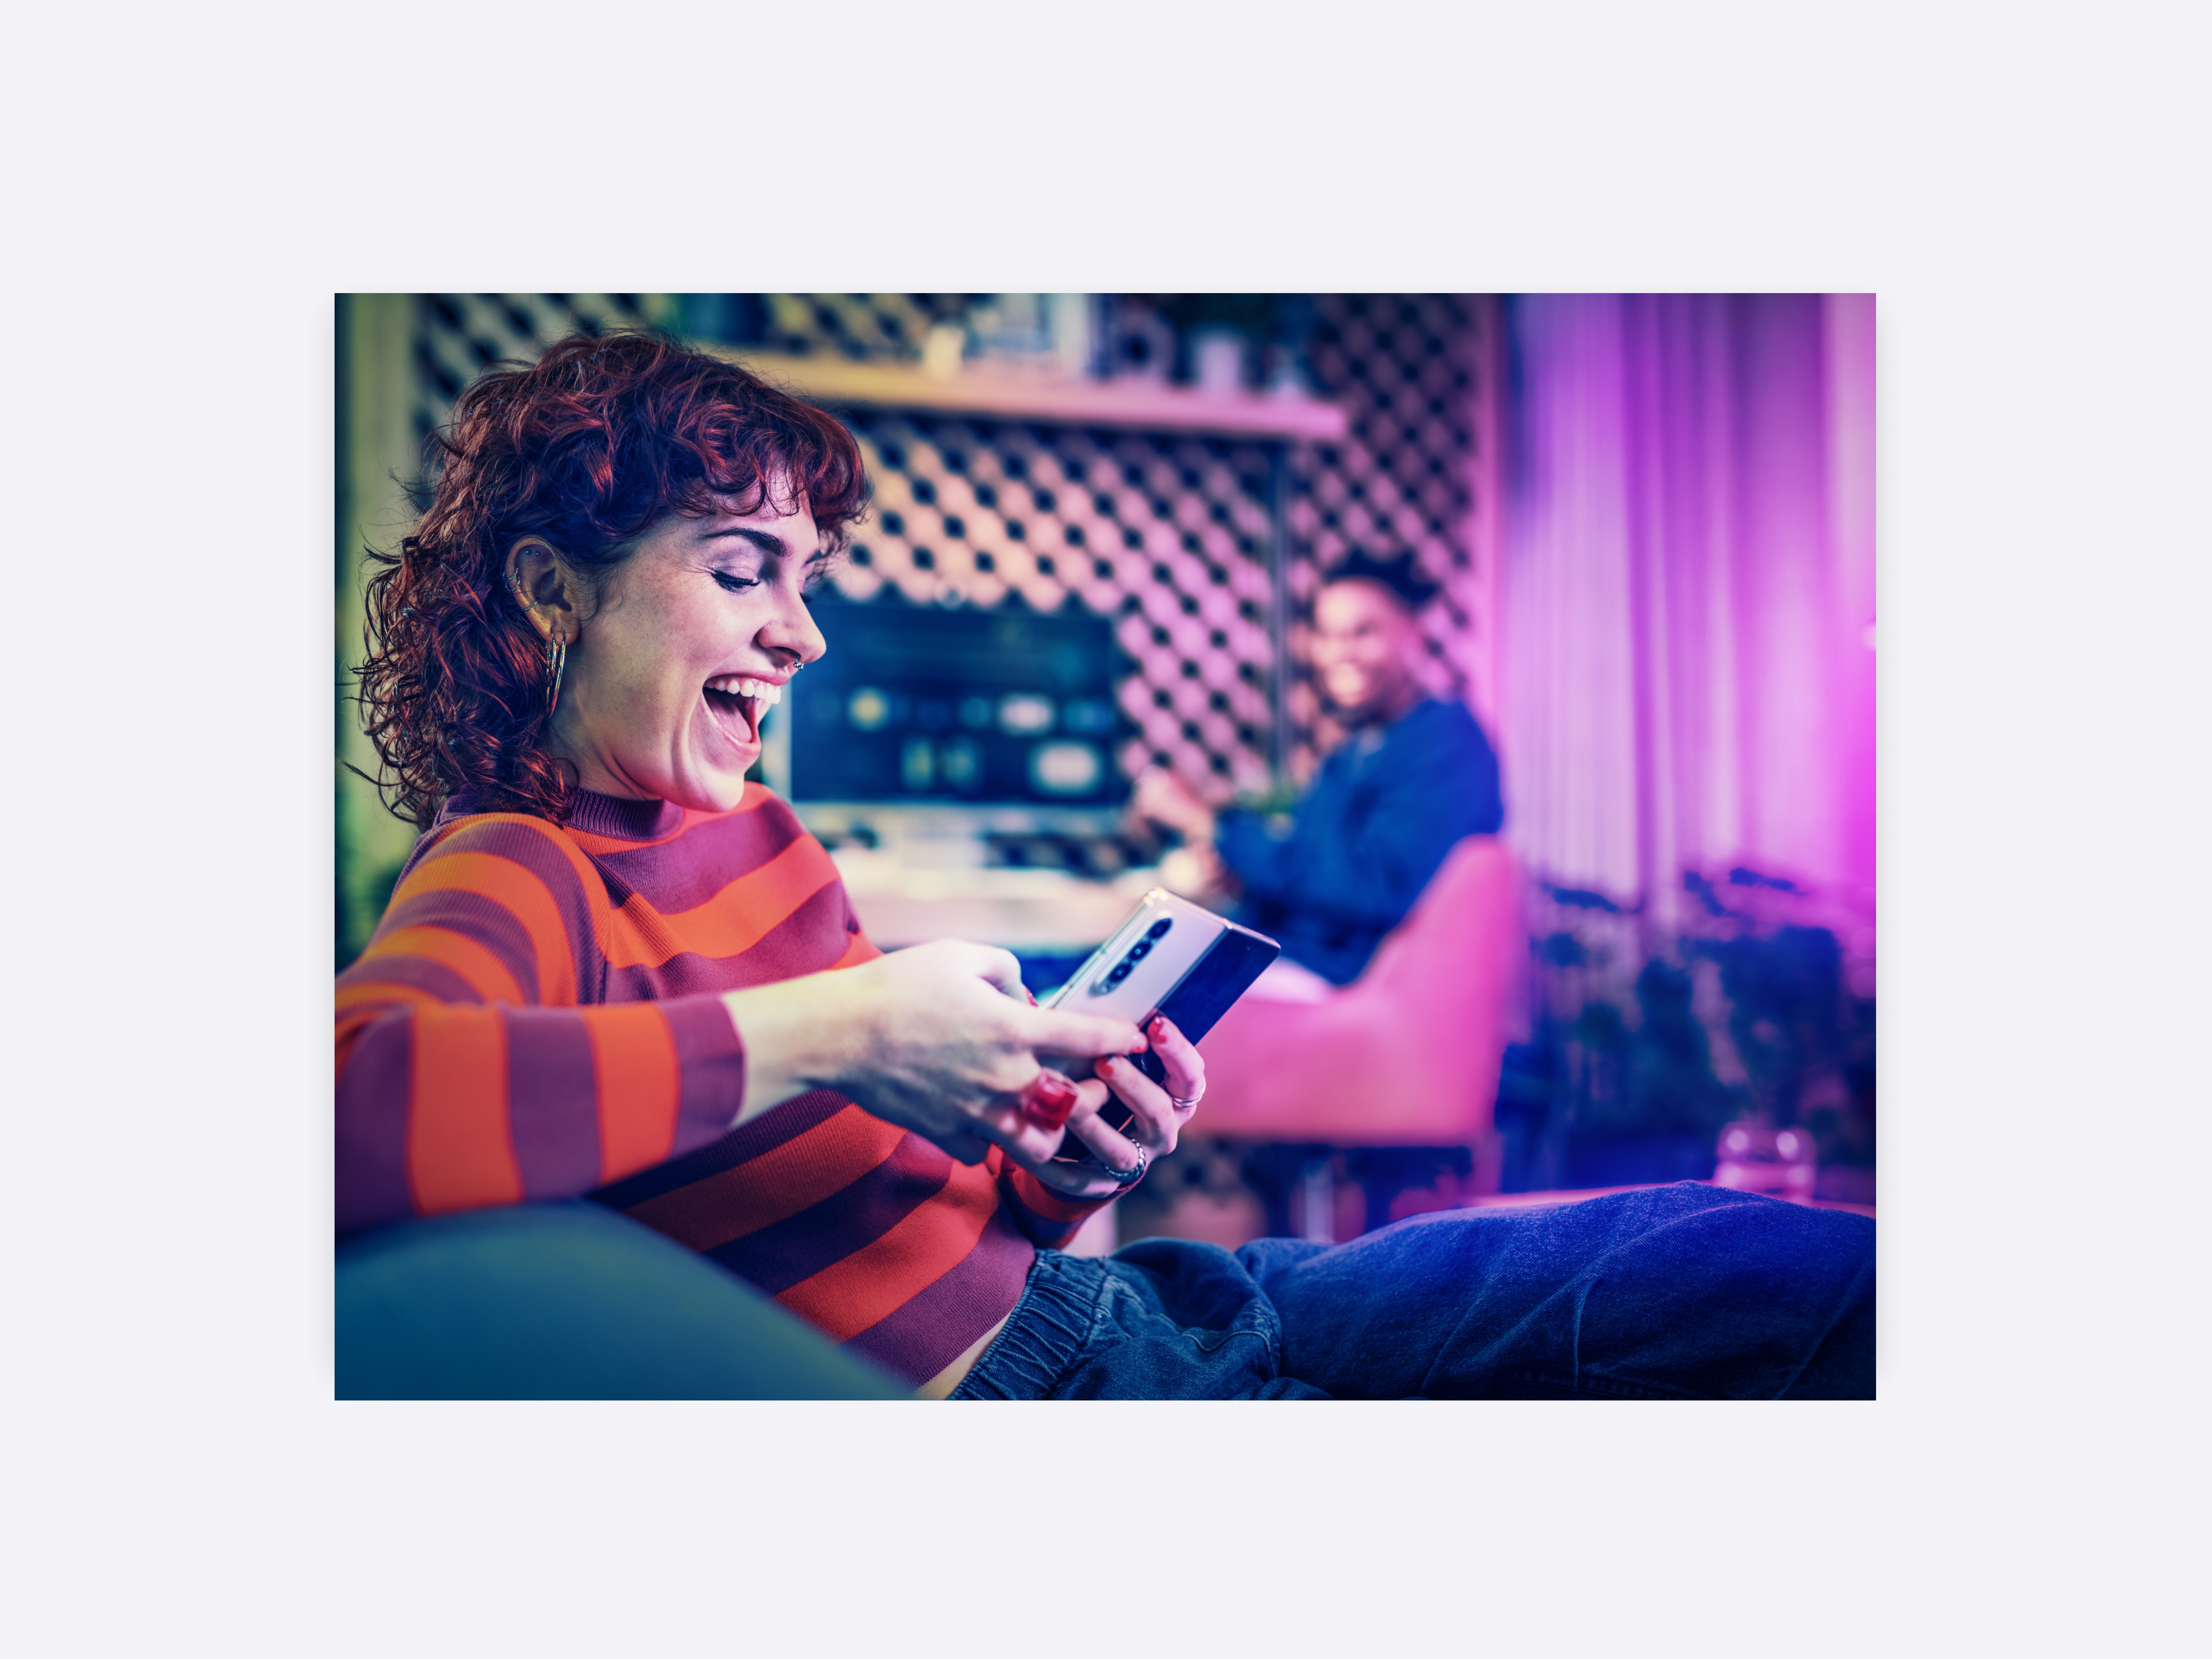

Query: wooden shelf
[702,347,1349,442]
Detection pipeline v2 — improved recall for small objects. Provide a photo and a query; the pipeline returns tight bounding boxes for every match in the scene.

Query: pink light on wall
[1497,294,1876,924]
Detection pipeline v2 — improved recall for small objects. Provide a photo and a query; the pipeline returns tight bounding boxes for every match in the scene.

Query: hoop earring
[546,631,568,721]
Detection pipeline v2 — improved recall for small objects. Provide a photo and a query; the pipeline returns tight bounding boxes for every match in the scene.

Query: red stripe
[1006,1164,1104,1227]
[394,851,579,1005]
[589,1003,682,1182]
[432,814,612,963]
[601,836,842,968]
[336,981,450,1016]
[406,1007,523,1215]
[360,926,523,1005]
[621,1104,908,1250]
[774,1159,1002,1342]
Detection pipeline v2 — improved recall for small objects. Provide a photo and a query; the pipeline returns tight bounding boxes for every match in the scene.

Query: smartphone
[1039,889,1280,1093]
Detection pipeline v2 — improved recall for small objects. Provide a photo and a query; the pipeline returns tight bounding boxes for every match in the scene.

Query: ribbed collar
[563,788,687,842]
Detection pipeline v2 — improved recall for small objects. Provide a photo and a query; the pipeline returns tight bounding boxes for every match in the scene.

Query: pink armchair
[1190,836,1520,1182]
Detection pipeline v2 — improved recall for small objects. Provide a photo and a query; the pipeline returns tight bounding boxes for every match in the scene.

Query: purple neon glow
[1497,294,1876,926]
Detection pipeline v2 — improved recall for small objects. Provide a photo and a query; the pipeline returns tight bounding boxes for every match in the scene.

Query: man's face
[1311,578,1421,723]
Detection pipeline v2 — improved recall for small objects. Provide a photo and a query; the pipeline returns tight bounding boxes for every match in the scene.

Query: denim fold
[954,1183,1874,1400]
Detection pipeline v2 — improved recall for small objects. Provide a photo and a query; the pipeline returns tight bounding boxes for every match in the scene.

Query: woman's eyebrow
[703,526,794,559]
[704,525,831,563]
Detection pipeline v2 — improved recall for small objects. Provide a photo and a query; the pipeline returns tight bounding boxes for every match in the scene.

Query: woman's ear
[506,538,579,644]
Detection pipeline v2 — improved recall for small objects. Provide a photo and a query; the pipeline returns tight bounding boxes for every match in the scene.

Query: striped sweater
[335,784,1106,1387]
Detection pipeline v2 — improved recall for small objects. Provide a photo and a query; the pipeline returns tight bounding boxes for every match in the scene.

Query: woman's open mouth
[702,674,782,748]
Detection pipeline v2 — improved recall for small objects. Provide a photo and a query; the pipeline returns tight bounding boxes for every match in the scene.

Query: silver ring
[1104,1146,1149,1186]
[1170,1093,1201,1110]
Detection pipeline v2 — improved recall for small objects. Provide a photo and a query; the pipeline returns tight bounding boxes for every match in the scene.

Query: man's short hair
[1320,549,1440,612]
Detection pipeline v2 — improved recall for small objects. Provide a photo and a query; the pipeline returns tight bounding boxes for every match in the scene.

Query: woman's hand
[1027,1015,1207,1201]
[722,940,1146,1169]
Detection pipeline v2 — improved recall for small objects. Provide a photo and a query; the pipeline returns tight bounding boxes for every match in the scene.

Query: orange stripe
[602,836,842,968]
[336,981,451,1016]
[409,821,463,863]
[391,851,579,1005]
[775,1159,1001,1341]
[357,926,524,1006]
[435,813,613,945]
[621,1104,908,1251]
[589,1003,683,1182]
[407,1007,523,1215]
[831,930,883,968]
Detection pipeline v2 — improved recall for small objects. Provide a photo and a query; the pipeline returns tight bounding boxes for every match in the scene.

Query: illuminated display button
[848,687,891,731]
[938,736,981,791]
[999,693,1056,734]
[900,736,935,790]
[1029,740,1103,796]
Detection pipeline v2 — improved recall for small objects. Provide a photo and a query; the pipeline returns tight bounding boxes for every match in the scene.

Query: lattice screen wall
[406,294,1496,799]
[1289,295,1494,778]
[834,416,1284,799]
[410,293,662,453]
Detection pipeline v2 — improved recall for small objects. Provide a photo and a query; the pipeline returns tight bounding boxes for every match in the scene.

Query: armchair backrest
[1190,835,1520,1146]
[1350,835,1519,1021]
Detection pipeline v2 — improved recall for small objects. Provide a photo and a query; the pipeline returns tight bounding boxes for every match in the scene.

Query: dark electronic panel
[790,598,1134,806]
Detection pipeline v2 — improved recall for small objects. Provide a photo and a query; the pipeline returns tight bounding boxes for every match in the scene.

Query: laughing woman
[338,331,1875,1399]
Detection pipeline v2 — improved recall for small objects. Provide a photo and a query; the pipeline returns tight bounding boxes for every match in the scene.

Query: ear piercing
[544,630,567,720]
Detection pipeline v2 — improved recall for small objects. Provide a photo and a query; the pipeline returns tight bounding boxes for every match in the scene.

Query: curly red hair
[357,330,868,825]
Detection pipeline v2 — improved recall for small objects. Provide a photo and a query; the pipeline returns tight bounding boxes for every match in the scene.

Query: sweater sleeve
[1214,805,1299,899]
[334,815,749,1235]
[993,1150,1126,1249]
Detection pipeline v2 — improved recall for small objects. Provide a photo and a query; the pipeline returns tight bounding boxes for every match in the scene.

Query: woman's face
[550,487,829,810]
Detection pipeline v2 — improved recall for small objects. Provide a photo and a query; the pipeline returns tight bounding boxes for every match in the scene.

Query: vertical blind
[1498,293,1876,925]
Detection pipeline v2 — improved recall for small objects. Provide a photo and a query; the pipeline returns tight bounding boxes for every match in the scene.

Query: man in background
[1133,551,1504,988]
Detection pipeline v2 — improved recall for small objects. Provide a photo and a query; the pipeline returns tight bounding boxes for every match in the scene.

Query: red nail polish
[1021,1069,1079,1130]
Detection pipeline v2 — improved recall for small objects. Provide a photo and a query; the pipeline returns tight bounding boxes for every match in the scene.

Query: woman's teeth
[703,675,781,707]
[702,675,781,747]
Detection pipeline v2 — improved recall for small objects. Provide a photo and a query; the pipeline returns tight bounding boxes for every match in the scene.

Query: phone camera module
[1128,939,1153,961]
[1147,919,1174,940]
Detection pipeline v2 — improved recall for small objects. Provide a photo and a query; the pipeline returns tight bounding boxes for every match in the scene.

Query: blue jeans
[953,1184,1875,1399]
